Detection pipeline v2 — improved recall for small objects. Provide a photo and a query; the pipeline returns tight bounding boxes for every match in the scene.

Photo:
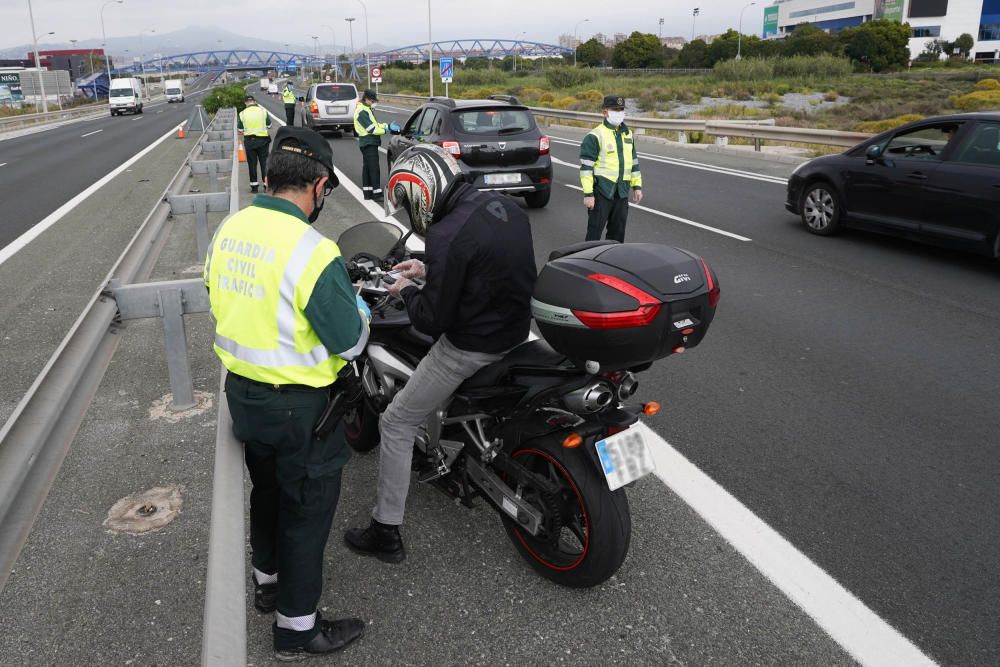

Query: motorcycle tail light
[572,274,661,329]
[643,402,662,416]
[698,257,720,308]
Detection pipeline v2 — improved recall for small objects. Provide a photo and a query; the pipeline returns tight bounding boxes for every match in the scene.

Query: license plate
[484,173,522,185]
[595,425,655,491]
[326,105,347,114]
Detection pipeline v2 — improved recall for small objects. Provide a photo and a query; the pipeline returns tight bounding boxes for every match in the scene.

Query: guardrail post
[754,138,762,152]
[678,131,688,144]
[167,191,231,261]
[159,288,196,410]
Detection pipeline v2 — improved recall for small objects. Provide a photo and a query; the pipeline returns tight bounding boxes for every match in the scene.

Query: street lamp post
[357,0,370,88]
[26,0,48,113]
[573,18,589,67]
[138,29,155,100]
[311,35,320,82]
[344,18,355,83]
[737,2,756,61]
[692,7,700,42]
[427,0,433,97]
[41,31,63,111]
[100,0,124,99]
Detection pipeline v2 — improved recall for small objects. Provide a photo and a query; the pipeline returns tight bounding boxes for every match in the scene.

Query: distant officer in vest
[237,94,272,194]
[580,95,643,242]
[353,89,400,203]
[282,81,298,126]
[204,126,371,660]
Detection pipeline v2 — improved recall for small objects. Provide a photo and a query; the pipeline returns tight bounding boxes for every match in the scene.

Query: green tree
[785,23,835,56]
[463,57,490,70]
[612,31,664,68]
[677,39,710,68]
[707,29,740,64]
[917,39,945,62]
[952,33,975,57]
[838,19,911,71]
[576,38,609,67]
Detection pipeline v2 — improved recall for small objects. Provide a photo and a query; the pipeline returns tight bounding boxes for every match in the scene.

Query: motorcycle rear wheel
[501,437,631,588]
[343,398,381,453]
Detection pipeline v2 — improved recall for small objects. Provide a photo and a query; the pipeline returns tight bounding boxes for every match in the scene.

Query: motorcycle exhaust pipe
[617,373,639,401]
[563,382,614,413]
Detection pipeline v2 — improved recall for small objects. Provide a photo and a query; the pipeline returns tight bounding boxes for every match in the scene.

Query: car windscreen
[166,88,181,94]
[315,85,356,101]
[453,108,534,135]
[110,88,135,97]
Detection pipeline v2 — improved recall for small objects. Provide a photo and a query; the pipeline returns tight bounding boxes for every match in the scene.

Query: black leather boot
[344,519,406,563]
[253,573,278,614]
[273,613,365,661]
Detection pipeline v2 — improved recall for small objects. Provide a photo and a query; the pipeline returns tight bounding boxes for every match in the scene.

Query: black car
[786,113,1000,258]
[387,95,553,208]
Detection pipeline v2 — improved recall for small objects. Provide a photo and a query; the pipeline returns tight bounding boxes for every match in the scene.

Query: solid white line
[132,116,144,121]
[562,181,752,242]
[548,135,788,185]
[0,162,7,167]
[639,422,936,667]
[80,129,103,138]
[0,122,184,267]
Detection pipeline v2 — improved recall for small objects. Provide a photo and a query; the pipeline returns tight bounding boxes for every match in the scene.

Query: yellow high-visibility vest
[282,87,296,104]
[580,123,643,194]
[353,102,386,137]
[204,206,348,387]
[239,105,269,137]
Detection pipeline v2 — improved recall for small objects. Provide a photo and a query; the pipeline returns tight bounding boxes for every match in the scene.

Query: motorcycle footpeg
[417,461,450,484]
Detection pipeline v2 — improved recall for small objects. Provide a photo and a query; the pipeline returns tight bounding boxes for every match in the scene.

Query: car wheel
[801,182,841,236]
[524,188,551,209]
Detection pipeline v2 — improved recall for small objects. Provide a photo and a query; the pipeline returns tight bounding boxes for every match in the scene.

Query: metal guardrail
[377,93,872,148]
[0,105,107,133]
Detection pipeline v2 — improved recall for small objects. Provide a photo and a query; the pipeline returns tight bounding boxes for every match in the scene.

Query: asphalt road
[0,73,215,250]
[257,93,999,665]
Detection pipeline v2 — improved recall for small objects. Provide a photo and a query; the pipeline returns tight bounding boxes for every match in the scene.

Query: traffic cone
[177,126,186,139]
[238,140,246,163]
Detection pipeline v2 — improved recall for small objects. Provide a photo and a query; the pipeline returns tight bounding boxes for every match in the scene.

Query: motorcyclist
[344,144,537,563]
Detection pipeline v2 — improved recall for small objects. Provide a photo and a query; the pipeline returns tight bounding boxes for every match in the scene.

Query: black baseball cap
[273,126,340,188]
[362,89,378,101]
[244,94,255,102]
[602,95,626,109]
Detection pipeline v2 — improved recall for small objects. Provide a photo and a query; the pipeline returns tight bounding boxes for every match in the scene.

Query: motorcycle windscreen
[336,221,403,261]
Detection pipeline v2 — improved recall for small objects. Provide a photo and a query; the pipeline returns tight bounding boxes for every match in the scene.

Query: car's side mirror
[297,96,305,102]
[865,144,883,164]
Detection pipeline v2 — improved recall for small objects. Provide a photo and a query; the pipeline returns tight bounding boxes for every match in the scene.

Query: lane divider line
[0,122,184,267]
[81,129,103,138]
[560,179,752,242]
[548,135,788,185]
[0,162,7,167]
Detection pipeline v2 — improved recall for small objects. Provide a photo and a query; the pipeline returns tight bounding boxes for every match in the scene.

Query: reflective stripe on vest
[282,87,296,104]
[589,124,635,183]
[240,105,268,136]
[208,208,347,386]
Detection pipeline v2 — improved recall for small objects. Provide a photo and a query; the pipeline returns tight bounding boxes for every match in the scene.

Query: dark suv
[386,95,553,208]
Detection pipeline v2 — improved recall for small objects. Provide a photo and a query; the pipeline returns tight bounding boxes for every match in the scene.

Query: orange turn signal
[562,433,583,448]
[643,402,662,416]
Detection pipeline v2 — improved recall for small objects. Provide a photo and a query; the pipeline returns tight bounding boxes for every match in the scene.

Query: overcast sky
[1,0,770,51]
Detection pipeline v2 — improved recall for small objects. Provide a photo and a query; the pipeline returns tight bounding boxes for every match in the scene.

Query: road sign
[371,66,382,83]
[439,57,453,83]
[0,72,23,101]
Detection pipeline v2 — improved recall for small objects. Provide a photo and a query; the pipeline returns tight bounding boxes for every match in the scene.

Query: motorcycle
[337,221,719,588]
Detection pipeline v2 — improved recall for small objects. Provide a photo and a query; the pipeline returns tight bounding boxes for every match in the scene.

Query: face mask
[607,110,625,126]
[308,183,325,223]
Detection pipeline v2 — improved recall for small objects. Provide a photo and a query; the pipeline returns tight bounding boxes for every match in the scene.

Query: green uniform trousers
[586,191,629,243]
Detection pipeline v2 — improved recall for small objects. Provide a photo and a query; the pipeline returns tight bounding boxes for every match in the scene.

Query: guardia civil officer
[204,126,371,660]
[580,95,643,242]
[237,94,272,193]
[353,89,399,202]
[282,81,298,126]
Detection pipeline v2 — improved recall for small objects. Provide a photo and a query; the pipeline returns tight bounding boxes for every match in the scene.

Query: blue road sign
[439,57,453,83]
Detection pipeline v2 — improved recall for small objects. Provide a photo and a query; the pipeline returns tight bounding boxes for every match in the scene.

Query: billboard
[763,6,780,37]
[0,72,23,101]
[909,0,950,17]
[875,0,906,21]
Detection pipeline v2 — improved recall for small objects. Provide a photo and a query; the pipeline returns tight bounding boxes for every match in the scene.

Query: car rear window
[453,108,534,135]
[315,85,356,101]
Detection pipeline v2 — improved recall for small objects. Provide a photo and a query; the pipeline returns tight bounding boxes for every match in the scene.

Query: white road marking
[548,135,789,185]
[80,129,103,138]
[0,123,183,267]
[0,162,7,167]
[640,422,937,667]
[560,178,752,242]
[132,116,144,121]
[157,110,164,114]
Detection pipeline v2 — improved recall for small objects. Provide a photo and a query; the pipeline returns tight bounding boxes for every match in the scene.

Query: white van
[109,77,143,116]
[165,79,184,103]
[260,77,270,91]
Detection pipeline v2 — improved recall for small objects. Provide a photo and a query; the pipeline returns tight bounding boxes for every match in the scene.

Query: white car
[267,83,278,96]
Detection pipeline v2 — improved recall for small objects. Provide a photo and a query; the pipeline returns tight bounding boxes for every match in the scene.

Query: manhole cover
[103,485,183,534]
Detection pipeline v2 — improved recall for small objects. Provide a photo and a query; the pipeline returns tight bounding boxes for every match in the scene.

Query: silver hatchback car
[302,82,359,135]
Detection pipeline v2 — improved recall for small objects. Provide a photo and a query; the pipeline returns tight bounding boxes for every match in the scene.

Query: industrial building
[762,0,1000,61]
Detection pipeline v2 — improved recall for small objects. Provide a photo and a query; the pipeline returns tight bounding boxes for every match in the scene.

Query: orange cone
[238,140,246,163]
[177,126,186,139]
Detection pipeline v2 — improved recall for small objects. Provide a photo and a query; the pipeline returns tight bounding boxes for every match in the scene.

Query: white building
[763,0,1000,61]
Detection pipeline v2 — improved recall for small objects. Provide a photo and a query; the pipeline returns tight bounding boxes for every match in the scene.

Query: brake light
[310,100,318,115]
[698,257,720,308]
[571,273,661,329]
[539,135,550,155]
[440,140,461,158]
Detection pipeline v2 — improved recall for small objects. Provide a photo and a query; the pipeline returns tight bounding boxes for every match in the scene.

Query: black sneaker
[344,519,406,563]
[274,615,365,662]
[253,573,278,614]
[250,185,259,194]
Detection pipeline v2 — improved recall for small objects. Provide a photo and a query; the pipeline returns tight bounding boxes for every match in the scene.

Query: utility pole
[100,0,124,100]
[737,2,756,61]
[692,7,700,42]
[345,17,356,82]
[427,0,433,97]
[659,18,664,38]
[27,0,48,113]
[573,18,589,67]
[357,0,370,89]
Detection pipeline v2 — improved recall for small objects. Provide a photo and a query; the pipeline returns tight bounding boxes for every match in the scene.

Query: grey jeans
[373,334,503,525]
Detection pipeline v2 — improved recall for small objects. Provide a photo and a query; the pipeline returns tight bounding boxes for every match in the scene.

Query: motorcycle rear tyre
[501,437,631,588]
[343,398,381,453]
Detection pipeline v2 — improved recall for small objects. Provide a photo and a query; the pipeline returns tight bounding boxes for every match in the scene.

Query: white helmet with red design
[386,144,465,235]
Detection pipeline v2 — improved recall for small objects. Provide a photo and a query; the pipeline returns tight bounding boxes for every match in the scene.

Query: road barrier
[0,107,247,665]
[377,93,873,149]
[0,105,107,133]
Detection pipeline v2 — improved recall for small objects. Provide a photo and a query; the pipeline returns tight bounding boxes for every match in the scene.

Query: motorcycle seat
[459,339,567,390]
